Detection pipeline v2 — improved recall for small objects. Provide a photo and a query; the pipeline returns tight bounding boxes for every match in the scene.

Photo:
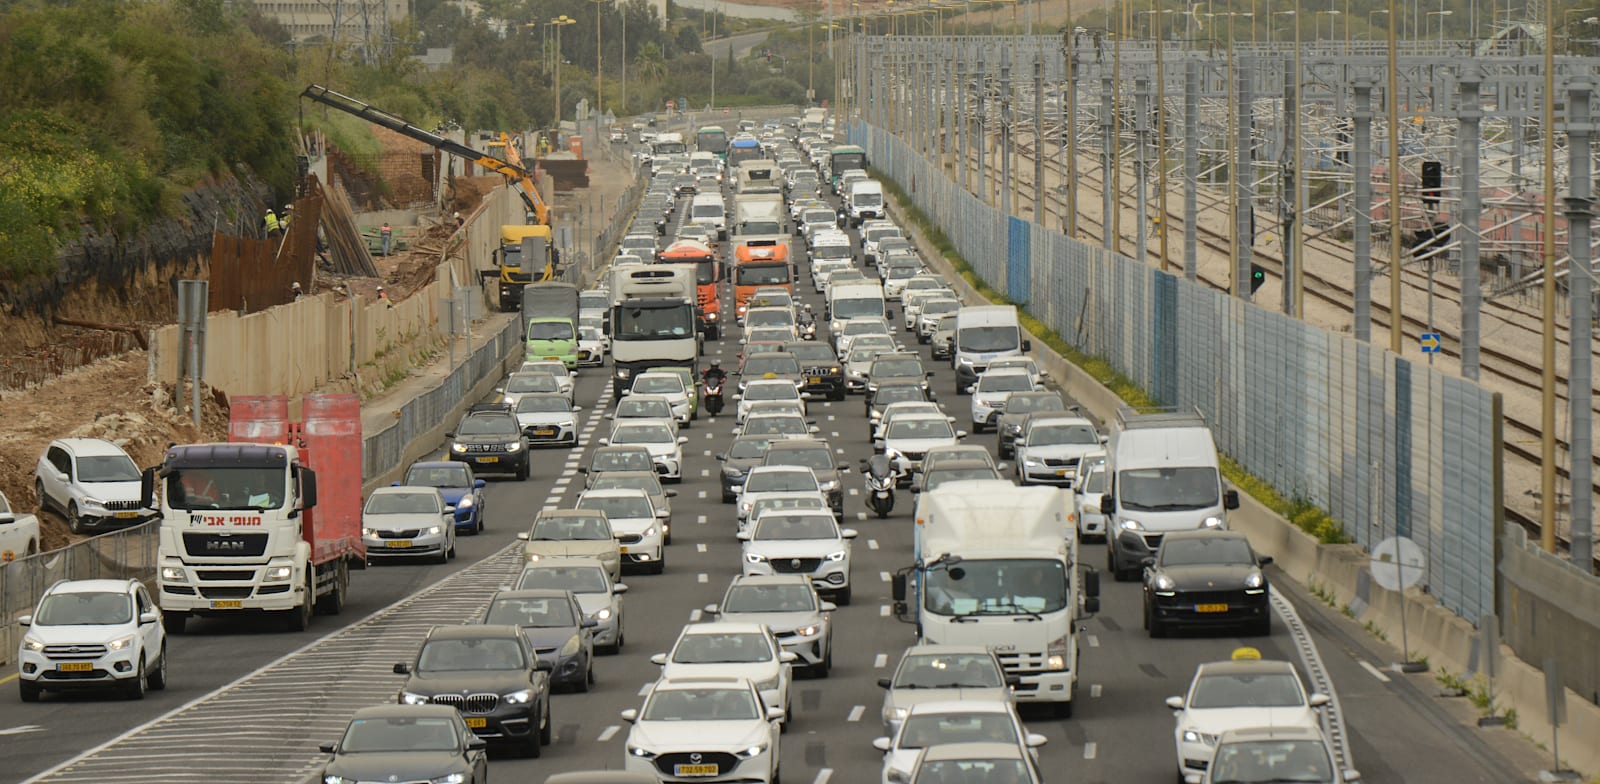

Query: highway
[1,165,1537,784]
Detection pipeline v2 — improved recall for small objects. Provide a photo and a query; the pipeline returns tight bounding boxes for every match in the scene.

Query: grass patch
[1363,620,1389,642]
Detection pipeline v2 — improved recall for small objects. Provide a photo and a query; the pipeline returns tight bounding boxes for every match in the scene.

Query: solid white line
[1087,634,1100,648]
[813,769,834,784]
[697,573,709,583]
[597,725,621,742]
[868,539,880,550]
[846,705,865,722]
[874,653,888,668]
[1090,684,1103,698]
[1083,741,1098,759]
[1359,661,1393,683]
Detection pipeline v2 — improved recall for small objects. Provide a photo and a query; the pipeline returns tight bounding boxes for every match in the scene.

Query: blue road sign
[1420,332,1442,353]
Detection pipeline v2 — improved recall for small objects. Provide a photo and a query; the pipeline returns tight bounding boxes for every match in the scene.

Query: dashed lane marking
[868,539,879,550]
[696,543,708,553]
[597,725,621,742]
[874,654,888,668]
[697,573,708,583]
[697,515,708,525]
[698,490,707,499]
[879,571,891,582]
[1083,741,1098,759]
[1090,684,1103,698]
[689,609,704,623]
[846,706,865,722]
[1087,635,1100,647]
[880,605,891,617]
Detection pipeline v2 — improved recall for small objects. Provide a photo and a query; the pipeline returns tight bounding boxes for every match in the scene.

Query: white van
[845,179,886,227]
[1099,407,1240,581]
[827,281,888,335]
[951,305,1029,394]
[688,192,727,240]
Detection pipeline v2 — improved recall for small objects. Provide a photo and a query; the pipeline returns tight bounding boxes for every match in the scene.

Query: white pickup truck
[0,491,42,563]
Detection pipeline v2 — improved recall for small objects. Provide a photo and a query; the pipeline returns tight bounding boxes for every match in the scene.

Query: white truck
[843,179,886,227]
[892,480,1099,717]
[609,264,699,396]
[951,305,1031,395]
[1099,406,1239,581]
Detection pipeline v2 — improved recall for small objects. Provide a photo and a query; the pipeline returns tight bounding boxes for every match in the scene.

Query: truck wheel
[316,560,348,616]
[1054,699,1075,719]
[285,576,313,631]
[163,612,188,634]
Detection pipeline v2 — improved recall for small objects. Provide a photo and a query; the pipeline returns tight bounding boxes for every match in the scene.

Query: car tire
[34,478,50,514]
[1146,602,1166,638]
[650,555,666,575]
[66,502,85,536]
[722,492,735,504]
[437,541,451,565]
[477,512,485,534]
[829,389,845,402]
[516,461,530,481]
[973,421,987,434]
[540,702,554,745]
[522,729,542,758]
[18,680,42,702]
[579,658,594,691]
[124,658,147,700]
[1253,615,1272,637]
[148,644,169,690]
[834,585,852,606]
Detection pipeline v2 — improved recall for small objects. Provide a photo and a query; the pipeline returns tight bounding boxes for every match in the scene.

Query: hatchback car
[319,705,487,784]
[621,676,783,783]
[877,415,966,483]
[363,486,455,563]
[650,623,798,725]
[738,379,808,424]
[499,372,569,408]
[583,445,657,484]
[514,394,582,447]
[519,508,621,582]
[517,359,577,396]
[612,393,677,422]
[396,625,554,756]
[35,438,153,534]
[878,646,1016,736]
[401,461,486,534]
[482,589,597,692]
[516,559,628,654]
[706,575,836,677]
[739,511,857,603]
[589,471,677,544]
[1144,531,1274,637]
[17,578,167,701]
[761,439,845,518]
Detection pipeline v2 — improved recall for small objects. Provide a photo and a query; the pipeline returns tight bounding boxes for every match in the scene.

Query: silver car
[877,645,1017,736]
[707,575,837,677]
[1015,415,1104,487]
[362,486,455,563]
[516,558,628,654]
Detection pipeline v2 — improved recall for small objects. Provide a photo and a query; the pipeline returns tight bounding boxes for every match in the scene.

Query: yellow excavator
[300,85,560,311]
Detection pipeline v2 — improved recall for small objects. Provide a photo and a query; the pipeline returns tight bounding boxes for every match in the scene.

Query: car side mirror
[955,430,968,439]
[665,489,678,498]
[1309,693,1331,708]
[872,737,893,752]
[779,651,799,663]
[494,387,504,394]
[17,615,32,627]
[467,737,488,751]
[598,438,610,445]
[1024,732,1049,748]
[677,436,689,444]
[820,601,837,612]
[1100,495,1115,514]
[581,618,599,629]
[1258,555,1275,566]
[808,426,821,434]
[620,709,639,723]
[445,432,456,439]
[535,658,554,672]
[613,583,629,594]
[393,663,411,674]
[139,612,159,626]
[1165,696,1185,710]
[319,742,337,754]
[703,603,720,615]
[736,530,752,541]
[767,707,787,723]
[650,653,668,666]
[573,405,583,412]
[620,389,632,396]
[841,528,859,539]
[1224,489,1241,510]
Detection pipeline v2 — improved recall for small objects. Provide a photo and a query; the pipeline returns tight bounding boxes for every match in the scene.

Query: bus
[728,136,764,168]
[658,238,722,339]
[695,125,730,158]
[828,145,868,192]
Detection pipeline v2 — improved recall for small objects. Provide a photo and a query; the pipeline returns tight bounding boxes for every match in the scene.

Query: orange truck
[732,238,793,321]
[658,239,723,339]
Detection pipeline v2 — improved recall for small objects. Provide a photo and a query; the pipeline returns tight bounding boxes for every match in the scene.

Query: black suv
[782,341,845,401]
[447,405,530,480]
[395,624,555,757]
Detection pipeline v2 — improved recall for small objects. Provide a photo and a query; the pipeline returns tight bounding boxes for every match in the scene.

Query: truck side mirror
[1083,567,1100,598]
[1020,339,1032,352]
[1223,489,1240,510]
[301,469,319,509]
[1099,495,1115,514]
[890,572,907,601]
[140,467,156,510]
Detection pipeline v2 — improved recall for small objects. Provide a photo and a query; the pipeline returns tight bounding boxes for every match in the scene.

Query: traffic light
[1249,264,1267,295]
[1421,160,1442,208]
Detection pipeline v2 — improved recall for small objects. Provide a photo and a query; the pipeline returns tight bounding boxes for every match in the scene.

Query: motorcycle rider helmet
[710,358,721,368]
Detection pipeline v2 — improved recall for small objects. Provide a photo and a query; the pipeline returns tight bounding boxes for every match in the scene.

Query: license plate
[465,717,488,729]
[1196,603,1229,613]
[386,540,413,549]
[1056,469,1070,477]
[809,376,823,383]
[620,546,630,554]
[56,662,93,672]
[675,764,719,777]
[534,428,557,436]
[115,511,139,519]
[478,456,500,463]
[544,356,560,361]
[210,600,243,609]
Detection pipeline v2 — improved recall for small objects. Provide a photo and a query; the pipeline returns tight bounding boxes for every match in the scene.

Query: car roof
[1161,529,1251,546]
[917,741,1029,762]
[535,509,608,521]
[729,573,816,589]
[1217,724,1328,742]
[905,700,1015,716]
[680,621,769,636]
[653,675,754,690]
[50,438,131,457]
[427,623,523,640]
[48,578,137,594]
[590,471,663,486]
[1195,658,1299,677]
[744,378,800,387]
[927,460,999,473]
[1023,413,1094,427]
[408,460,464,471]
[579,488,652,500]
[491,589,578,603]
[898,644,997,657]
[764,438,829,452]
[747,465,816,476]
[523,556,607,570]
[349,703,461,720]
[371,485,443,497]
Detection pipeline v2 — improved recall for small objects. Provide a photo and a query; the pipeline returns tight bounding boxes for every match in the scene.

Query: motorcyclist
[797,304,817,338]
[702,358,728,389]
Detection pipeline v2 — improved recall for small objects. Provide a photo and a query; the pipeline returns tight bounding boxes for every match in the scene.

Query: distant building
[253,0,408,44]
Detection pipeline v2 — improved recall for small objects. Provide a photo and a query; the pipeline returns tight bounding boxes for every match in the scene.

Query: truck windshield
[814,244,852,260]
[1117,466,1220,511]
[695,259,718,285]
[616,303,695,340]
[652,141,687,155]
[736,264,791,286]
[164,467,286,511]
[923,558,1067,616]
[527,321,573,340]
[832,298,883,320]
[957,326,1020,353]
[739,221,784,236]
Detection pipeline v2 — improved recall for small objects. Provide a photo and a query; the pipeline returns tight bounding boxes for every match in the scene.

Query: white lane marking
[597,725,621,742]
[703,449,713,457]
[827,414,837,421]
[813,769,834,784]
[868,539,880,550]
[0,725,43,737]
[837,448,847,454]
[555,477,572,485]
[880,605,891,616]
[689,609,704,623]
[697,514,708,525]
[1083,741,1098,759]
[846,705,865,722]
[697,573,709,583]
[874,653,888,668]
[849,488,860,497]
[879,571,891,582]
[1359,661,1393,683]
[1090,683,1103,698]
[857,512,868,520]
[696,543,708,553]
[831,431,841,437]
[701,468,711,477]
[544,497,563,506]
[638,683,653,695]
[705,432,715,439]
[1087,635,1100,648]
[698,490,707,499]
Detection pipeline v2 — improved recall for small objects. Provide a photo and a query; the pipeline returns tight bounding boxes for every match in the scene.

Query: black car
[867,382,935,424]
[483,590,597,693]
[996,392,1069,459]
[717,435,774,503]
[321,704,488,784]
[866,352,932,396]
[762,438,846,518]
[395,625,555,756]
[1142,530,1274,638]
[782,341,846,401]
[447,405,530,480]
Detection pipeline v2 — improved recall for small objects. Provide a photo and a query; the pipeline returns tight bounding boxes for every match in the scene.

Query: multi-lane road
[1,172,1539,784]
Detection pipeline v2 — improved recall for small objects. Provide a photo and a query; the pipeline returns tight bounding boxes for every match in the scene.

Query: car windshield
[613,424,673,444]
[727,439,770,459]
[1190,670,1306,708]
[915,759,1031,784]
[746,471,818,493]
[643,688,761,721]
[957,325,1019,352]
[528,322,573,340]
[341,717,459,753]
[805,209,834,223]
[735,264,790,285]
[723,583,818,613]
[887,265,920,280]
[458,415,517,436]
[873,359,923,376]
[873,386,924,406]
[888,419,955,439]
[76,455,140,483]
[894,653,1005,688]
[744,416,808,436]
[34,592,132,625]
[634,377,684,395]
[404,465,471,487]
[507,374,560,393]
[1118,466,1221,511]
[1161,537,1257,567]
[844,320,889,336]
[743,357,801,376]
[753,514,838,540]
[767,449,832,472]
[593,475,663,495]
[485,596,577,628]
[978,374,1033,393]
[516,566,609,593]
[749,328,793,342]
[365,492,441,515]
[617,400,672,418]
[1027,423,1099,446]
[1007,395,1064,414]
[516,396,570,414]
[1080,464,1108,493]
[784,345,834,362]
[1208,740,1333,783]
[922,558,1068,615]
[746,310,794,327]
[576,496,652,519]
[926,469,998,490]
[922,300,960,315]
[753,497,826,517]
[592,450,653,471]
[417,637,526,671]
[530,515,610,541]
[748,384,799,401]
[898,713,1019,749]
[672,632,774,664]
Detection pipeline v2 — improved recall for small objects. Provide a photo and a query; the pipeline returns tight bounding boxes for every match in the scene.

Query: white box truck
[892,480,1099,717]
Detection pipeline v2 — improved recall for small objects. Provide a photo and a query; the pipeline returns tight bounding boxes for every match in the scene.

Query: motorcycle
[702,378,726,417]
[861,455,898,519]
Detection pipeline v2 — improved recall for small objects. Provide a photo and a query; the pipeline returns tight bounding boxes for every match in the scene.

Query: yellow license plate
[478,456,500,463]
[465,717,488,729]
[1196,603,1229,613]
[56,662,93,672]
[386,541,413,548]
[115,511,139,519]
[675,765,719,776]
[544,356,560,361]
[534,429,556,436]
[210,600,243,609]
[619,546,630,554]
[1056,469,1070,477]
[809,376,823,383]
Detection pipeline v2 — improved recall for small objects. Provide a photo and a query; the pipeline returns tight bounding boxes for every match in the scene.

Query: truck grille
[44,644,106,659]
[654,752,740,776]
[430,693,501,714]
[195,569,255,581]
[996,650,1050,674]
[200,587,253,600]
[182,533,269,558]
[771,557,823,573]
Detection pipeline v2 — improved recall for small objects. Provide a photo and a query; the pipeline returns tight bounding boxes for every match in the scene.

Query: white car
[737,413,818,440]
[363,486,455,563]
[622,676,783,783]
[811,259,855,292]
[516,558,628,654]
[747,494,832,531]
[1072,453,1109,540]
[707,575,836,677]
[738,511,857,604]
[0,491,42,562]
[17,578,168,701]
[516,360,577,396]
[612,393,678,422]
[835,317,894,357]
[34,438,153,534]
[1194,725,1357,784]
[1015,414,1103,487]
[737,466,825,527]
[916,298,961,341]
[576,488,665,574]
[902,289,954,331]
[629,372,695,426]
[601,418,688,482]
[577,324,609,367]
[514,395,582,447]
[985,356,1048,389]
[499,371,568,408]
[1167,658,1330,780]
[650,623,797,723]
[967,368,1038,432]
[874,402,953,441]
[877,414,966,482]
[870,700,1046,784]
[737,379,808,424]
[878,646,1016,736]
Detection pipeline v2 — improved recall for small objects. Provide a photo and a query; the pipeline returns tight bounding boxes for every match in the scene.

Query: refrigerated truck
[609,264,699,396]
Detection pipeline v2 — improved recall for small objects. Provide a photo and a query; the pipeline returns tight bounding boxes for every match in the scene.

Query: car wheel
[581,657,595,690]
[1107,543,1125,581]
[1253,615,1272,637]
[34,478,50,514]
[650,555,666,575]
[540,701,554,745]
[834,585,851,606]
[1055,699,1075,719]
[437,539,451,564]
[18,679,42,702]
[722,492,735,504]
[830,389,845,402]
[1147,603,1167,638]
[124,657,147,700]
[148,643,169,690]
[522,729,542,758]
[66,502,85,536]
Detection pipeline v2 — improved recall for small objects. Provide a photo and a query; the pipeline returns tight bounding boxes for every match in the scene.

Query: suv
[35,438,154,534]
[17,578,168,701]
[396,624,555,756]
[782,342,846,401]
[447,405,531,480]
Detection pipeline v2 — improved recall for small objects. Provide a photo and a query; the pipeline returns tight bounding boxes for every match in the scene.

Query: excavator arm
[299,85,551,226]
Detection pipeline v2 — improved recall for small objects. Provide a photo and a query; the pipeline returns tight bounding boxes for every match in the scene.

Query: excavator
[299,85,559,311]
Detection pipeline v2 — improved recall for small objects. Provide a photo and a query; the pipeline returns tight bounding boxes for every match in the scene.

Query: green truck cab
[523,282,580,369]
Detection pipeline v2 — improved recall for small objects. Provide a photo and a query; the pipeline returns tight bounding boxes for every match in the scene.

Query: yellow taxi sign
[1231,646,1263,660]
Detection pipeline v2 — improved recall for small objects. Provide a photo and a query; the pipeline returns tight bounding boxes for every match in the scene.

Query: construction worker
[380,221,393,256]
[376,286,393,309]
[281,204,294,232]
[291,282,304,301]
[262,208,282,238]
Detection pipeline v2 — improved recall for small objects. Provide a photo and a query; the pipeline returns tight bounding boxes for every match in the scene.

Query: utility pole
[1541,0,1558,552]
[1184,58,1198,280]
[1385,0,1404,353]
[1458,68,1482,380]
[1566,79,1595,571]
[1353,79,1374,341]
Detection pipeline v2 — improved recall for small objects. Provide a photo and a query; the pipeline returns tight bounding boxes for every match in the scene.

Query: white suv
[17,579,168,701]
[35,438,154,535]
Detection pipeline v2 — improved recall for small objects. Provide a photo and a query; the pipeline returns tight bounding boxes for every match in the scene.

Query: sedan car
[717,435,773,503]
[967,369,1038,433]
[871,700,1047,784]
[835,316,894,357]
[737,466,825,527]
[16,578,166,701]
[362,486,455,563]
[576,489,665,574]
[483,589,596,692]
[1193,726,1357,784]
[514,394,582,447]
[447,406,530,480]
[600,419,688,483]
[916,298,961,342]
[738,378,808,424]
[515,559,628,654]
[584,445,656,479]
[519,509,621,581]
[985,356,1048,389]
[902,742,1044,784]
[622,676,783,783]
[1165,656,1331,780]
[994,392,1069,459]
[738,412,819,440]
[319,705,487,784]
[34,438,153,534]
[589,470,678,544]
[739,511,857,604]
[1072,453,1109,541]
[650,623,798,724]
[1014,414,1103,487]
[877,415,966,485]
[395,624,554,756]
[1144,530,1274,637]
[761,438,845,518]
[877,646,1016,736]
[706,575,836,677]
[517,359,577,396]
[867,382,935,425]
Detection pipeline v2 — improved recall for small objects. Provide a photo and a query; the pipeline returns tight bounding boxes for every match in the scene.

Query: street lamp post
[550,16,576,133]
[1271,9,1294,48]
[1314,9,1340,51]
[589,0,610,116]
[1426,9,1450,44]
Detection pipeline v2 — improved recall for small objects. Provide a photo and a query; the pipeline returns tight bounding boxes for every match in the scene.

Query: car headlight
[106,634,135,651]
[400,691,430,705]
[561,635,582,657]
[430,774,468,784]
[22,636,45,652]
[739,502,753,516]
[1181,729,1202,743]
[506,441,523,452]
[735,743,769,759]
[1153,574,1177,591]
[325,776,354,784]
[457,496,474,508]
[1201,516,1224,529]
[160,566,188,582]
[361,528,377,537]
[643,525,658,538]
[504,396,516,404]
[819,480,839,492]
[796,624,819,637]
[1119,519,1144,531]
[829,366,841,374]
[1023,458,1041,467]
[1244,570,1265,589]
[504,689,535,705]
[595,607,614,621]
[426,526,442,536]
[745,552,768,564]
[825,550,846,562]
[755,676,780,691]
[265,565,293,581]
[450,442,468,453]
[628,744,658,759]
